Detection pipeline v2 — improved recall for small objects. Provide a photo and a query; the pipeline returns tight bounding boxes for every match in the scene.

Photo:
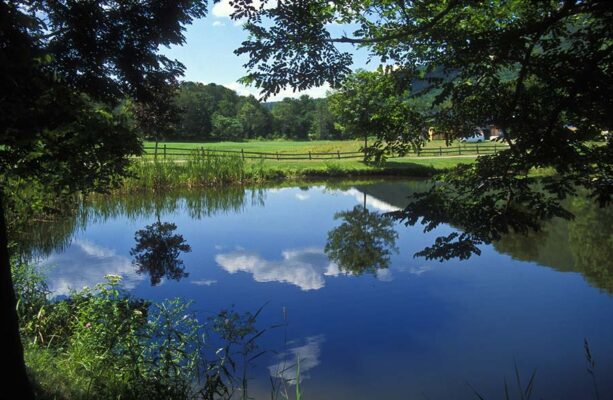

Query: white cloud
[191,279,218,286]
[212,20,226,27]
[38,240,142,298]
[212,0,276,17]
[215,247,338,291]
[211,0,234,18]
[269,335,325,384]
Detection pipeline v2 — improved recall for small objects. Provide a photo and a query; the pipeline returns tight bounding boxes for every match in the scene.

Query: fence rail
[141,143,508,161]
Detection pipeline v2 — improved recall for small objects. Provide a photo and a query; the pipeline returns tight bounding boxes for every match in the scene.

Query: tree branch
[328,0,460,44]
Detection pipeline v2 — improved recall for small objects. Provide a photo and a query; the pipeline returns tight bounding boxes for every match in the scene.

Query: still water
[32,180,613,399]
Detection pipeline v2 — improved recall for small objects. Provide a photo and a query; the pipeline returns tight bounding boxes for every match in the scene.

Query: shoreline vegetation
[116,137,569,192]
[121,139,484,191]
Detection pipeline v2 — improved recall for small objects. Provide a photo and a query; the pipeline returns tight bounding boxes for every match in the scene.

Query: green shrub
[14,262,274,400]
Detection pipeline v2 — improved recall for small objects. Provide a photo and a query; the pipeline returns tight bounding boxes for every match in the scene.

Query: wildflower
[85,322,92,329]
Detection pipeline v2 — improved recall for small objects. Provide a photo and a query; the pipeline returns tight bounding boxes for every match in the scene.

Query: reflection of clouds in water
[376,268,394,282]
[409,265,433,276]
[393,264,433,276]
[39,240,141,298]
[269,335,325,384]
[295,192,310,201]
[342,188,401,213]
[215,248,338,291]
[191,279,217,286]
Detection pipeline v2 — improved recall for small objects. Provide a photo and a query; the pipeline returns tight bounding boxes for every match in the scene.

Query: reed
[123,150,250,191]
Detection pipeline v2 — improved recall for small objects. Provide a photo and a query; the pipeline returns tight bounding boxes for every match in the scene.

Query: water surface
[32,180,613,399]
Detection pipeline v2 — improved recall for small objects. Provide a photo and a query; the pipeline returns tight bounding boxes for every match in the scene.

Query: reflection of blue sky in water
[30,182,613,399]
[269,335,325,385]
[39,240,142,298]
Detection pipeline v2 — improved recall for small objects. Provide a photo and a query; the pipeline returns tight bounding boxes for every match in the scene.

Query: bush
[14,263,267,400]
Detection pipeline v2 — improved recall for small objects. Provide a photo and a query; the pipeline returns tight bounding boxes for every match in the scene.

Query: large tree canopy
[0,0,207,396]
[231,0,613,259]
[328,69,423,161]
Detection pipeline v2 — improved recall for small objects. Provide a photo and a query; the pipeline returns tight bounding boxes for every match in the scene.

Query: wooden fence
[142,143,508,161]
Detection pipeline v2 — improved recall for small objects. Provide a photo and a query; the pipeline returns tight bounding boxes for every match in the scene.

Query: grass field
[139,139,480,177]
[142,138,505,154]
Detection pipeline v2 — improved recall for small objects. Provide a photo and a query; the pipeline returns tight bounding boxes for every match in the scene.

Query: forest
[166,82,341,141]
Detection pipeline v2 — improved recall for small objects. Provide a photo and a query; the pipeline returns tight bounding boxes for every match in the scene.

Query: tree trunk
[0,191,34,399]
[363,133,368,162]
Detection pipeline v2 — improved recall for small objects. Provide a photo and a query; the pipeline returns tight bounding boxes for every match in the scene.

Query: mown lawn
[143,139,364,153]
[142,138,505,155]
[137,139,482,178]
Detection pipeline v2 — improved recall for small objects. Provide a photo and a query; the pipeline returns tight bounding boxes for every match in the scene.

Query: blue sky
[160,0,375,101]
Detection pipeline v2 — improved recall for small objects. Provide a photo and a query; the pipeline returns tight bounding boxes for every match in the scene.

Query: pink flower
[85,323,92,329]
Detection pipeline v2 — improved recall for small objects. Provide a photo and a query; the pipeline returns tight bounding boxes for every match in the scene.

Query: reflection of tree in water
[130,222,191,286]
[567,197,613,292]
[18,187,263,260]
[495,197,613,293]
[325,193,398,276]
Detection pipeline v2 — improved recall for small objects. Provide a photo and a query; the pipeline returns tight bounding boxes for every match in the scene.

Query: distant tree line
[158,82,343,141]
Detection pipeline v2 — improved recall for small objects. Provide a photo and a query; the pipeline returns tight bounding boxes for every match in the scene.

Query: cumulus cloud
[38,240,142,298]
[215,247,338,291]
[211,0,234,18]
[269,335,325,384]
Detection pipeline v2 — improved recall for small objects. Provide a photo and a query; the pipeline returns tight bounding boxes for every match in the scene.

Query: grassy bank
[122,152,477,191]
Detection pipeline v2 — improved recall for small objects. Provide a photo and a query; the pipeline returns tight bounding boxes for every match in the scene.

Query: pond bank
[121,156,475,191]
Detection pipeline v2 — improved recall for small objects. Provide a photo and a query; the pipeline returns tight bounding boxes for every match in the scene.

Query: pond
[29,179,613,399]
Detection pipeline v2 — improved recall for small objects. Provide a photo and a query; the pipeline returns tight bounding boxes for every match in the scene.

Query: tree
[200,83,242,118]
[212,113,244,140]
[0,0,206,396]
[232,0,612,259]
[271,96,315,139]
[327,69,423,161]
[309,98,340,140]
[237,97,273,138]
[175,82,213,139]
[131,222,192,286]
[325,194,398,275]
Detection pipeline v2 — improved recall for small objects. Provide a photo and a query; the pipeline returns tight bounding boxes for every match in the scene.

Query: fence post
[154,141,158,161]
[494,143,497,153]
[477,145,479,155]
[164,144,167,160]
[439,146,442,156]
[337,150,340,159]
[458,146,461,155]
[241,148,245,160]
[276,151,279,161]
